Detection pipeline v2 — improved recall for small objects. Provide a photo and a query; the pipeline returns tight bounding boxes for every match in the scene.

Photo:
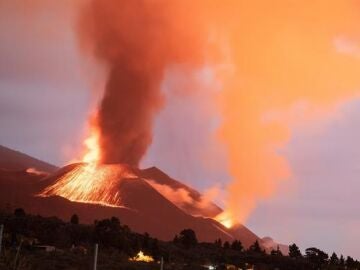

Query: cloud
[247,98,360,258]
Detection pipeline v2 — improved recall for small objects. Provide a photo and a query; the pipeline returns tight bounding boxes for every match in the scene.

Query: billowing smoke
[214,1,360,223]
[77,1,360,224]
[5,0,360,227]
[77,1,207,166]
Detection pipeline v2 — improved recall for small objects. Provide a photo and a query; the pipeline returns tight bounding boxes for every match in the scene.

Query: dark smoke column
[79,1,206,166]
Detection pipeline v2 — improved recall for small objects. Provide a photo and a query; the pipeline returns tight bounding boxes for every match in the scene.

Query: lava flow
[40,123,136,207]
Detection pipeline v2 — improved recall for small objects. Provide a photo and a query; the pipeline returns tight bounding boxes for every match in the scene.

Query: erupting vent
[39,122,140,207]
[37,117,233,228]
[40,163,137,207]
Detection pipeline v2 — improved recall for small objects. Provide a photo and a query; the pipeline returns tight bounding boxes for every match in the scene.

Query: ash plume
[77,1,360,226]
[78,1,206,166]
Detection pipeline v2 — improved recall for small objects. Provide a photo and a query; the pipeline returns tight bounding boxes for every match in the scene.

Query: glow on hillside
[215,211,234,229]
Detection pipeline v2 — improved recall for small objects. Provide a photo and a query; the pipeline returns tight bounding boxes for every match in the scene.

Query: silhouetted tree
[4,208,360,269]
[346,256,356,269]
[214,238,222,248]
[289,243,302,258]
[340,255,345,266]
[12,208,26,237]
[143,232,150,249]
[178,229,198,248]
[94,217,121,247]
[150,238,160,260]
[173,234,179,244]
[330,252,339,265]
[110,216,121,228]
[270,245,283,256]
[70,214,79,225]
[14,208,25,218]
[305,247,328,267]
[231,240,243,251]
[249,240,262,253]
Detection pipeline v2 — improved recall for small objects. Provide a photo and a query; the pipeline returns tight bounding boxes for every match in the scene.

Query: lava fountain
[39,121,137,207]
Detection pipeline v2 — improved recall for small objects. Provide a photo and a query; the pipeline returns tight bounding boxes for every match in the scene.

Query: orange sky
[204,1,360,223]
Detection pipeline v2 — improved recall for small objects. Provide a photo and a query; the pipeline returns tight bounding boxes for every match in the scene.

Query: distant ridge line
[0,144,58,173]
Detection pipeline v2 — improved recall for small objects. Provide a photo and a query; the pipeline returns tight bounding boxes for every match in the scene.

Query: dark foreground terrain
[0,208,359,270]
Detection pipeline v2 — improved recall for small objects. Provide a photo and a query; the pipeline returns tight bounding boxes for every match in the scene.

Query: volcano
[0,145,287,252]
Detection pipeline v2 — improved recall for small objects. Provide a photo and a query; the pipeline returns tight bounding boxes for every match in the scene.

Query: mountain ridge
[0,144,288,253]
[0,144,58,173]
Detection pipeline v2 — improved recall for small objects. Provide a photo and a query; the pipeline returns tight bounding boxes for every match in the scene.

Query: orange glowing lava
[40,163,136,207]
[40,120,137,207]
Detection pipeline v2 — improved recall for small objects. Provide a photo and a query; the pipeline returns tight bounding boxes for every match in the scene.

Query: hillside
[0,145,286,252]
[0,145,57,173]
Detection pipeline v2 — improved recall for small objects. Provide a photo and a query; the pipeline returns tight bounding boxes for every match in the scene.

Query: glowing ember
[215,211,234,229]
[129,251,154,263]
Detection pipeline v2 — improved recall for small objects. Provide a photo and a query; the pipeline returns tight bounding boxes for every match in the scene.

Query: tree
[329,252,339,265]
[214,238,222,248]
[223,241,230,249]
[346,256,356,269]
[150,238,160,259]
[173,234,179,244]
[339,255,345,266]
[271,245,283,256]
[249,240,262,253]
[12,208,26,237]
[289,243,302,258]
[110,216,121,229]
[231,240,243,251]
[305,247,328,266]
[14,208,25,218]
[178,229,198,248]
[70,214,79,225]
[94,218,121,247]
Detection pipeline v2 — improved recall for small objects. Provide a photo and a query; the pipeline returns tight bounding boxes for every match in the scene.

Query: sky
[1,1,360,258]
[247,98,360,257]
